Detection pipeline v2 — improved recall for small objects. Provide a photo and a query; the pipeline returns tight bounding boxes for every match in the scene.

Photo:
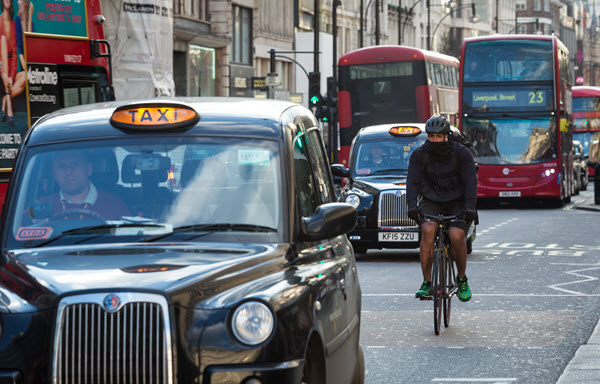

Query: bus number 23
[528,91,544,104]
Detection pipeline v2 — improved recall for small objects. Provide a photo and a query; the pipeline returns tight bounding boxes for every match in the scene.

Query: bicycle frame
[424,213,459,335]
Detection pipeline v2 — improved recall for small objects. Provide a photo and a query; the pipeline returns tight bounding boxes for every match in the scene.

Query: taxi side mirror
[301,203,357,242]
[331,164,350,178]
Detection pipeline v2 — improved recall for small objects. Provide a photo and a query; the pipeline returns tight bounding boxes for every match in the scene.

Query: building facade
[104,0,600,100]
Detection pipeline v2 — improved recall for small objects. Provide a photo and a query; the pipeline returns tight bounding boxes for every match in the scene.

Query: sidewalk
[556,318,600,383]
[573,193,600,212]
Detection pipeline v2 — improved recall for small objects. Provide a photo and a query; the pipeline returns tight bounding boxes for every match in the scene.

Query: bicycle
[423,213,461,335]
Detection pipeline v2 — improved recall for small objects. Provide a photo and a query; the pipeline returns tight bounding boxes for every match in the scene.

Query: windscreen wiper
[368,168,408,176]
[141,223,277,242]
[24,223,170,248]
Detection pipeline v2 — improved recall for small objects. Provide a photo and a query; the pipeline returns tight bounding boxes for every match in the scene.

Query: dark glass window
[462,117,558,165]
[293,132,318,217]
[232,5,252,65]
[463,40,553,82]
[305,129,335,204]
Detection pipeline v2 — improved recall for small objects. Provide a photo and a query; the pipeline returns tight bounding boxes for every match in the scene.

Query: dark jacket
[406,140,477,210]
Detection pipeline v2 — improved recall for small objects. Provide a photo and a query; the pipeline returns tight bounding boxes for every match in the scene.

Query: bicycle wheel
[443,248,454,328]
[432,248,444,335]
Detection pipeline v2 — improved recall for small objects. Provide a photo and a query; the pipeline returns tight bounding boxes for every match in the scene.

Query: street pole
[314,0,320,72]
[331,0,340,162]
[495,0,499,33]
[376,0,380,45]
[360,0,364,47]
[427,0,431,50]
[399,0,402,44]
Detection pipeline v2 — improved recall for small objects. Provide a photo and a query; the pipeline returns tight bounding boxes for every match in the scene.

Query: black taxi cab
[331,123,476,255]
[0,98,364,384]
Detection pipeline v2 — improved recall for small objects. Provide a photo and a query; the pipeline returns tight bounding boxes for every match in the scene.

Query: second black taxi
[0,98,363,384]
[332,123,476,255]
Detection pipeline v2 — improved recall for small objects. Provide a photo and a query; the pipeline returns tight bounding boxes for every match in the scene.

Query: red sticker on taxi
[16,227,52,241]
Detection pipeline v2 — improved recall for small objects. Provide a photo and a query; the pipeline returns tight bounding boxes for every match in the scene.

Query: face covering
[426,140,451,156]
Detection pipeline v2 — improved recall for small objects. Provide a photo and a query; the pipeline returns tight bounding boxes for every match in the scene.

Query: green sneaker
[457,276,472,302]
[415,280,432,299]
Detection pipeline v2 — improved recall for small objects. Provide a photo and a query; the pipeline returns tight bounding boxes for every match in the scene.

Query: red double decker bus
[0,0,114,205]
[336,45,459,165]
[572,86,600,176]
[459,35,573,205]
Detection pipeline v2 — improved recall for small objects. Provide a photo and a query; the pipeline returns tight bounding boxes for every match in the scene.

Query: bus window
[463,40,553,82]
[63,81,97,108]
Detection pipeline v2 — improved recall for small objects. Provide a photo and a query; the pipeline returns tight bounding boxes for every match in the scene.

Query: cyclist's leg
[447,201,472,302]
[418,199,440,282]
[445,200,470,277]
[448,226,467,277]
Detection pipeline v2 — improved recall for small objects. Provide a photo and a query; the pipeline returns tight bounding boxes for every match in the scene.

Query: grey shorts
[418,199,470,232]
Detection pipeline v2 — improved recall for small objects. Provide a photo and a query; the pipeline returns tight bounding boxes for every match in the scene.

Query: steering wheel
[51,208,106,221]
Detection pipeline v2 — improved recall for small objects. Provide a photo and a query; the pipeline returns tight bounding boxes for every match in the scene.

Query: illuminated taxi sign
[110,103,200,130]
[389,126,422,137]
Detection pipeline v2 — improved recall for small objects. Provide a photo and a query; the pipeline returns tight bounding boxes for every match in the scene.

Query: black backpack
[448,128,472,150]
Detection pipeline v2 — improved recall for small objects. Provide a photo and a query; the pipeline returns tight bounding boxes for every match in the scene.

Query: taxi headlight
[231,301,274,345]
[345,194,361,208]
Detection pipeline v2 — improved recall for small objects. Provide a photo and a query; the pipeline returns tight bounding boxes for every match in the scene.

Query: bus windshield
[462,117,558,165]
[340,61,427,125]
[463,40,553,83]
[573,96,600,112]
[573,131,595,155]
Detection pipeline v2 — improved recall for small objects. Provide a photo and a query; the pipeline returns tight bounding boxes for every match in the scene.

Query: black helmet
[425,116,450,134]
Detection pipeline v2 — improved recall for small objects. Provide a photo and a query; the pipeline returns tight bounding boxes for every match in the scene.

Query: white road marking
[548,266,600,295]
[477,218,518,236]
[431,379,517,383]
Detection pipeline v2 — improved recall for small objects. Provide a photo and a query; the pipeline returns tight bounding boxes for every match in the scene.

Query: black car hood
[353,177,407,193]
[1,242,288,312]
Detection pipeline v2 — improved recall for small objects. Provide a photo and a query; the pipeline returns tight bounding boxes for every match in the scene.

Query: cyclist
[406,116,478,302]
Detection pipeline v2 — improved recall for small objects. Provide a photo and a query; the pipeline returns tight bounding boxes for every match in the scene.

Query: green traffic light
[310,95,320,105]
[322,117,328,121]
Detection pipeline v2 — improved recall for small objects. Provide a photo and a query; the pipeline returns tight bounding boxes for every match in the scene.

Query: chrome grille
[53,293,173,384]
[378,190,417,227]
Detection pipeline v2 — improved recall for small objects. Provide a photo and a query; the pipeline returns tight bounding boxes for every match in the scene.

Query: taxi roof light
[389,126,422,137]
[110,102,200,130]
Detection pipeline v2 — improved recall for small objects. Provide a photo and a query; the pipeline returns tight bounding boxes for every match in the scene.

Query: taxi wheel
[352,344,365,384]
[301,336,325,384]
[581,176,588,191]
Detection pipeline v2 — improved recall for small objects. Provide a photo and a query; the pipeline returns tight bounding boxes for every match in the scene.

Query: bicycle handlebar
[422,213,461,221]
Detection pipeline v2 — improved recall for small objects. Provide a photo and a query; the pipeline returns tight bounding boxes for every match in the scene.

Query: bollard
[595,163,600,205]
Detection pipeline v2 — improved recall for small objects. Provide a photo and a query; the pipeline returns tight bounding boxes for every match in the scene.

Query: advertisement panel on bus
[572,86,600,176]
[337,45,459,166]
[459,35,573,204]
[0,0,113,205]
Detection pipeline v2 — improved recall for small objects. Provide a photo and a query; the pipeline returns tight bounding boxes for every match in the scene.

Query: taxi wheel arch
[301,332,326,384]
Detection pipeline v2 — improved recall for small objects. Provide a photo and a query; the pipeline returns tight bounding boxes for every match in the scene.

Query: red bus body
[572,86,600,176]
[337,45,459,165]
[0,0,113,207]
[459,35,573,203]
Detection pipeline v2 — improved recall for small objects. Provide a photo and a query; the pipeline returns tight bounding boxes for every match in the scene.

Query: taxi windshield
[353,136,425,177]
[8,137,281,248]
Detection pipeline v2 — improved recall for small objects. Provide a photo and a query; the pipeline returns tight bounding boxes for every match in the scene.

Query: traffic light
[308,72,322,116]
